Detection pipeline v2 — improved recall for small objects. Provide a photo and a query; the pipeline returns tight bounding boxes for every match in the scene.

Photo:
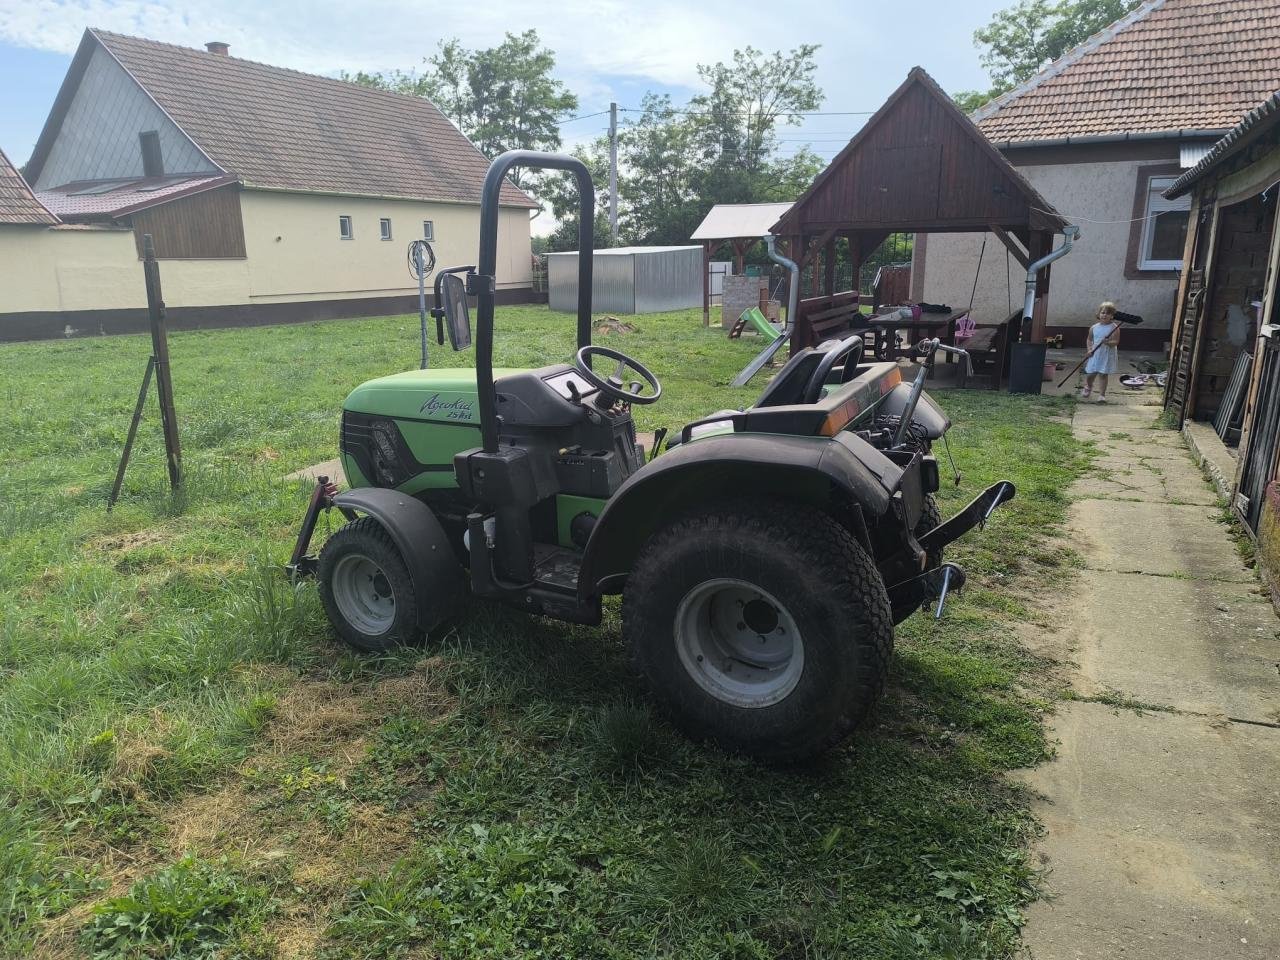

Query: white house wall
[34,46,216,188]
[239,190,532,302]
[918,159,1180,333]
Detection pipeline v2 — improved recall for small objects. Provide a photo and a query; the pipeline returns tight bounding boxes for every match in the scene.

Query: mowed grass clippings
[0,307,1089,958]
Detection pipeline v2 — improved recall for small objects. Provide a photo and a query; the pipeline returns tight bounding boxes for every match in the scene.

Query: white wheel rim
[674,579,804,708]
[331,553,395,635]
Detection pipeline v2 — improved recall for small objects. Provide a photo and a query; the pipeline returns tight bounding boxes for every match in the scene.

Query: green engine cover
[341,367,521,494]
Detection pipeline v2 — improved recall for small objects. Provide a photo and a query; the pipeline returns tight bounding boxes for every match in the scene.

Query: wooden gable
[775,67,1066,236]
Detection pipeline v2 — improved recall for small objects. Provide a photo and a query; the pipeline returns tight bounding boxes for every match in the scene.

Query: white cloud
[0,0,1001,102]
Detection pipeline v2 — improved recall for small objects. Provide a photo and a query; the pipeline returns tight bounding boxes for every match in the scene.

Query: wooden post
[702,241,711,327]
[847,233,862,309]
[823,235,836,295]
[143,234,182,489]
[1184,204,1224,421]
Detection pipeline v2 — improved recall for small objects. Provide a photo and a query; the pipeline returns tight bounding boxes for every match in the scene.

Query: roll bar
[476,150,596,452]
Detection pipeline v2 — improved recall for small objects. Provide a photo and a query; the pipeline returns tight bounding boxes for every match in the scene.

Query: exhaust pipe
[1022,225,1079,332]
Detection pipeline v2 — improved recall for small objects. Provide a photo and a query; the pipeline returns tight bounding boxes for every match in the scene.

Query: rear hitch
[916,480,1016,555]
[887,563,967,619]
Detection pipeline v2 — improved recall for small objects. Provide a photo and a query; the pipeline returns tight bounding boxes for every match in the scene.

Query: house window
[422,220,434,241]
[1138,176,1191,270]
[380,218,393,241]
[139,130,164,177]
[339,215,353,240]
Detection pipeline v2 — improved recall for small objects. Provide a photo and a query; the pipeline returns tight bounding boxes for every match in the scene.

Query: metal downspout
[766,234,800,327]
[1022,225,1080,328]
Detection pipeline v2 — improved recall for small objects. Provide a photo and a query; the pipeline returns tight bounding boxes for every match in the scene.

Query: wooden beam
[702,241,711,327]
[823,235,837,296]
[988,224,1030,269]
[797,227,839,269]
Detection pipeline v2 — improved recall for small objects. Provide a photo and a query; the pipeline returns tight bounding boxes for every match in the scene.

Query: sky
[0,0,1010,233]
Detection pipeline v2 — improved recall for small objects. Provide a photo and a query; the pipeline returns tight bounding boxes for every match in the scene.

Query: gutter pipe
[1023,225,1080,330]
[728,234,799,388]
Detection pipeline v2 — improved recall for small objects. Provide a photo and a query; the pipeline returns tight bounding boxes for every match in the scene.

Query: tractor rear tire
[318,517,421,653]
[623,498,894,763]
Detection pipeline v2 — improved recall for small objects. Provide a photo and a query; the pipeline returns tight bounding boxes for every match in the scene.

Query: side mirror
[440,273,472,351]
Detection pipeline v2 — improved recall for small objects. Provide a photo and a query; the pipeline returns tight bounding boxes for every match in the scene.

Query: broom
[1055,311,1142,388]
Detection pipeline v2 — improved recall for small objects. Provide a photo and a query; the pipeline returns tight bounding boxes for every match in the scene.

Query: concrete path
[1020,390,1280,959]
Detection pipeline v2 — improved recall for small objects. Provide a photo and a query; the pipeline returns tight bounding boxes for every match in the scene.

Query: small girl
[1082,302,1120,401]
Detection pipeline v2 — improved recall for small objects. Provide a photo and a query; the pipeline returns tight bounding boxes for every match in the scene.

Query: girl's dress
[1084,320,1119,375]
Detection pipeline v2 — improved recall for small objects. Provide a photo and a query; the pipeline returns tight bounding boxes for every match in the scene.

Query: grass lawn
[0,306,1089,958]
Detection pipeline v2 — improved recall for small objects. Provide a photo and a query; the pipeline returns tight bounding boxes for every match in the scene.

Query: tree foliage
[343,30,577,192]
[953,0,1143,111]
[545,46,826,251]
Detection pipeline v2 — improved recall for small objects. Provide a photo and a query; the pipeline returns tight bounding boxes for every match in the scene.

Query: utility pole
[609,101,618,245]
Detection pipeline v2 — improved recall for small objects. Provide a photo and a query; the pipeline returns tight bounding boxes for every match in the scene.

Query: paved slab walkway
[1020,391,1280,959]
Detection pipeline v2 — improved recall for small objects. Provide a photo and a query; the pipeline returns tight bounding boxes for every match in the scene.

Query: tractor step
[533,544,580,591]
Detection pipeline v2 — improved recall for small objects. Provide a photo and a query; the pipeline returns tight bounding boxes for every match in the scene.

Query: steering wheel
[574,345,663,405]
[802,335,864,404]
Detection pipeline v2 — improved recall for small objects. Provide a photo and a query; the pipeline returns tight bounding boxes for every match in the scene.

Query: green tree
[344,30,578,193]
[953,0,1142,110]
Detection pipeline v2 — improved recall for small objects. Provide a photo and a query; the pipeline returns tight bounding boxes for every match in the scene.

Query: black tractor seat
[667,352,902,450]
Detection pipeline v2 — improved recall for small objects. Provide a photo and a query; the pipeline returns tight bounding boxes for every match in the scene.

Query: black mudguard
[577,432,903,597]
[879,382,950,438]
[331,488,463,629]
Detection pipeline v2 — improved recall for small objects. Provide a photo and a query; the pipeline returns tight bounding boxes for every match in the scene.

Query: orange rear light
[879,366,902,394]
[819,397,862,436]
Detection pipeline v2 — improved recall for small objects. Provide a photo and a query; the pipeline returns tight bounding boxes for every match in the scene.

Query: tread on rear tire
[623,498,894,763]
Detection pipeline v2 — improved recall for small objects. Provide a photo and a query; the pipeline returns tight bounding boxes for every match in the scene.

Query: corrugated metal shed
[547,246,702,314]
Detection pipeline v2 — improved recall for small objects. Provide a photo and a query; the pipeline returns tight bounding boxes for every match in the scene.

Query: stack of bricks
[721,274,770,330]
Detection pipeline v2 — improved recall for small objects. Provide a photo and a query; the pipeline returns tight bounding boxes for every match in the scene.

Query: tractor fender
[331,488,463,629]
[879,383,950,438]
[578,432,900,596]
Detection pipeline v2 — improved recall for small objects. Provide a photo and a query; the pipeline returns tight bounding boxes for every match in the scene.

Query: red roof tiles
[974,0,1280,144]
[37,175,236,219]
[0,148,59,225]
[87,30,537,208]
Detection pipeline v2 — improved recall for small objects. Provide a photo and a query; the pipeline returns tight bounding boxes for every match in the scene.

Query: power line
[557,110,610,125]
[616,106,876,117]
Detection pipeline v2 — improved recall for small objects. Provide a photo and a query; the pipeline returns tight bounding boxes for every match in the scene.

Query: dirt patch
[89,527,173,555]
[35,665,455,957]
[595,317,638,335]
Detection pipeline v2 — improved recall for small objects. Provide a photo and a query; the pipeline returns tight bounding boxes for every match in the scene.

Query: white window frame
[380,217,393,241]
[339,215,353,240]
[1137,176,1190,271]
[423,220,434,241]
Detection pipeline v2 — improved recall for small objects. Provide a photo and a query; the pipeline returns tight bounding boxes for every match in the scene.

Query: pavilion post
[702,240,711,326]
[823,235,836,295]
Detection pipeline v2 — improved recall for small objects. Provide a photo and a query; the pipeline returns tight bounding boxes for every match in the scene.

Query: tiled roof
[0,148,59,225]
[88,30,537,208]
[1167,89,1280,197]
[37,174,236,219]
[973,0,1280,144]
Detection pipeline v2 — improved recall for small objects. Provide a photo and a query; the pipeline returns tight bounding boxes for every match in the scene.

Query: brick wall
[721,275,768,330]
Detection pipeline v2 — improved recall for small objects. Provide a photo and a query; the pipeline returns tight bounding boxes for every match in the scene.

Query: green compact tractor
[289,151,1015,762]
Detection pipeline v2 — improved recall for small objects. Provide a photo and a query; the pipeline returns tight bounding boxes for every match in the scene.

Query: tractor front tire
[623,499,894,763]
[318,517,421,653]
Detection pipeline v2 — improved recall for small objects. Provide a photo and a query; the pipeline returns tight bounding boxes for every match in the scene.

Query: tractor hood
[343,368,520,425]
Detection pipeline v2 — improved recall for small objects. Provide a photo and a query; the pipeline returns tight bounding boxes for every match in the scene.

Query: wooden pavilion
[771,67,1069,357]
